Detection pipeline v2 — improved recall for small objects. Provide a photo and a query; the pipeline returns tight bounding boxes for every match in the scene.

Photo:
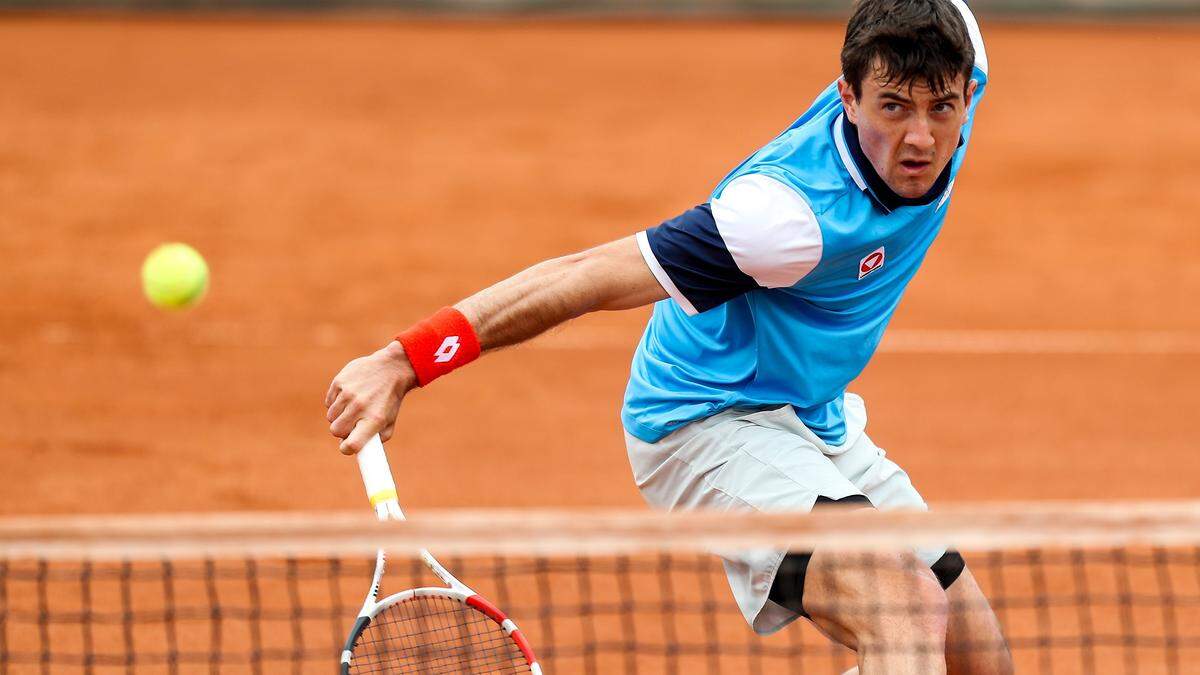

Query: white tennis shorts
[623,393,944,635]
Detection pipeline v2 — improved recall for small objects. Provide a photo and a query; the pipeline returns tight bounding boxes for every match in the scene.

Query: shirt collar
[833,112,957,214]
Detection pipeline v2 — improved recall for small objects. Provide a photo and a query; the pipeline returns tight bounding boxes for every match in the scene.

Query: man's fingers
[324,381,340,408]
[381,422,395,443]
[325,391,350,423]
[329,401,364,439]
[340,420,377,456]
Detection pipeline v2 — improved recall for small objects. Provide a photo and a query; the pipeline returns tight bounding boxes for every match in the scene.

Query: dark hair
[841,0,974,98]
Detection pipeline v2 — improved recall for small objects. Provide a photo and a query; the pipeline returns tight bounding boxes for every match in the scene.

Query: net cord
[3,502,1200,560]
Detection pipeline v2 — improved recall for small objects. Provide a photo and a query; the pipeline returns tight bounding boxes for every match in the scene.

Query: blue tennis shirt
[622,0,989,446]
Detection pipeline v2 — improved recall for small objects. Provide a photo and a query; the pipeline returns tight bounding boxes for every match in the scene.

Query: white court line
[26,322,1200,355]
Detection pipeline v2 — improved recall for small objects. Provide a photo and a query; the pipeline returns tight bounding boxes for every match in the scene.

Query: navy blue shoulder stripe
[644,204,761,314]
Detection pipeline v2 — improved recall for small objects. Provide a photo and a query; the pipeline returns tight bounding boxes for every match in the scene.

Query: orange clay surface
[1,17,1198,513]
[2,16,1200,675]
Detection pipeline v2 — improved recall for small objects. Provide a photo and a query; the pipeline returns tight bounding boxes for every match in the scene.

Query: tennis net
[2,503,1199,673]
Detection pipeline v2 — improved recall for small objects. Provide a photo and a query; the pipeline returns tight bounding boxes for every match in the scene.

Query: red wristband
[395,307,481,387]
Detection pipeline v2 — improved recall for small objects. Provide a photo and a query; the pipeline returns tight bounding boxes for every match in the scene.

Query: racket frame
[339,435,541,675]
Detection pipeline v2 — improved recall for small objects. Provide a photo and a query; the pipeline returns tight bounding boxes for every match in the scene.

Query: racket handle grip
[356,435,404,519]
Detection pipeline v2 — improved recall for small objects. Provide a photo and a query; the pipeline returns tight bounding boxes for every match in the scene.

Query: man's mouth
[899,159,932,175]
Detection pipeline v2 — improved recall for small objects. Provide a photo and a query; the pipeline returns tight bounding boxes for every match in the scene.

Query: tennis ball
[141,242,209,310]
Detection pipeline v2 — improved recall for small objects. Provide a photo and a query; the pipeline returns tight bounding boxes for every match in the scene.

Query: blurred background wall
[2,0,1197,16]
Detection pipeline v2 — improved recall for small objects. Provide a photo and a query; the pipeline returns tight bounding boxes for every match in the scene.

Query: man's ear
[963,79,978,113]
[837,78,860,125]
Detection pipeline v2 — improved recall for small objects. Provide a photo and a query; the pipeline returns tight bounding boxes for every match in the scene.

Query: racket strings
[350,595,531,674]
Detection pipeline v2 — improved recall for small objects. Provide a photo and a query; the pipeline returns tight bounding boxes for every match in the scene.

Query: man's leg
[805,394,1011,672]
[774,549,950,675]
[624,400,1009,668]
[790,560,1013,675]
[625,406,879,635]
[944,567,1012,674]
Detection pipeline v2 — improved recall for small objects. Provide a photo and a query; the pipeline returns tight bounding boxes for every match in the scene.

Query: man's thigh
[801,548,951,674]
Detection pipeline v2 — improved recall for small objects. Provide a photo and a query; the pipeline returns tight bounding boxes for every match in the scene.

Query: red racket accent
[510,628,538,667]
[466,594,539,667]
[465,594,507,623]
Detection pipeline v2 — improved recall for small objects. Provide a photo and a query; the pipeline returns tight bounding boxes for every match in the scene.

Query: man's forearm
[455,254,590,351]
[455,235,666,353]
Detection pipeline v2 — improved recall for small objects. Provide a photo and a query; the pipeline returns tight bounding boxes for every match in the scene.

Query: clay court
[1,13,1198,672]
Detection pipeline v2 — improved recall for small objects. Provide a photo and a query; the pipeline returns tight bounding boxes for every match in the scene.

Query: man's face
[838,66,976,199]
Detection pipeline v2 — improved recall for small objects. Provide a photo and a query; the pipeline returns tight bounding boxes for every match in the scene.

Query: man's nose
[904,117,936,152]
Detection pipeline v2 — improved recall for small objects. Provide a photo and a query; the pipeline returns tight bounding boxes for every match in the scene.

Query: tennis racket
[339,434,541,674]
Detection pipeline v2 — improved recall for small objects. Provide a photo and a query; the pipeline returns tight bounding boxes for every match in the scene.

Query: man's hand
[325,340,417,455]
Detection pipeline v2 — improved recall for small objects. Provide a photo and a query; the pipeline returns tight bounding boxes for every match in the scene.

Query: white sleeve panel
[710,174,823,289]
[948,0,988,76]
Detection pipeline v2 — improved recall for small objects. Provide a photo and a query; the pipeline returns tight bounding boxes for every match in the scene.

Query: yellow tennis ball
[141,243,209,310]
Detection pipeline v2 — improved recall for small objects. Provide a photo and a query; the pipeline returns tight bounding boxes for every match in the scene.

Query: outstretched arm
[458,235,667,351]
[324,235,667,455]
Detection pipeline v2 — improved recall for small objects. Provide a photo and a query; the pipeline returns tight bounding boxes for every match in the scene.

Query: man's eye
[883,103,903,112]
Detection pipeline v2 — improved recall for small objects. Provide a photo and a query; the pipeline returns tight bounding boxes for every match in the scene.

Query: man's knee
[859,551,950,641]
[792,549,950,647]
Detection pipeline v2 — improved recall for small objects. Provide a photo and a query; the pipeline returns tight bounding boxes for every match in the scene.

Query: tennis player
[326,0,1012,671]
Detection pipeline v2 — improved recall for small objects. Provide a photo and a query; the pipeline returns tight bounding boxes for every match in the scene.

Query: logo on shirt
[858,247,885,280]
